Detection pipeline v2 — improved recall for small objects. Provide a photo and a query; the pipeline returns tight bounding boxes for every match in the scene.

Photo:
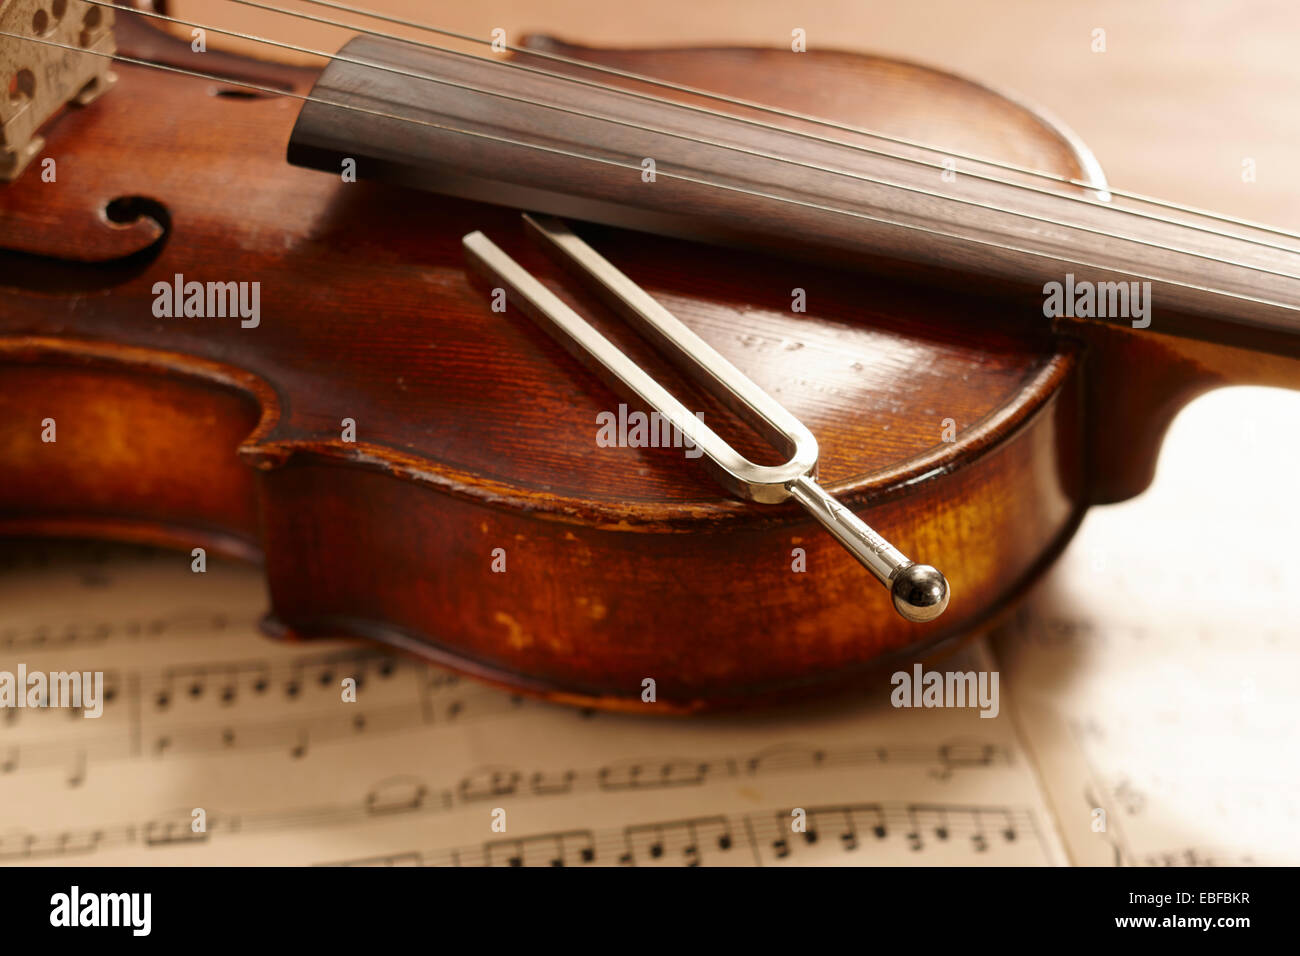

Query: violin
[2,1,1296,711]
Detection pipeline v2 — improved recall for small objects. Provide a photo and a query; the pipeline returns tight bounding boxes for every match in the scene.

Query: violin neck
[288,35,1300,360]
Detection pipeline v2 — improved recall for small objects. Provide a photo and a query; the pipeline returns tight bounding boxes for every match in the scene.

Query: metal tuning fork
[462,214,949,623]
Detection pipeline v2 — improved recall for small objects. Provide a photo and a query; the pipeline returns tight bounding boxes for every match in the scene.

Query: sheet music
[5,388,1292,867]
[996,386,1300,866]
[0,542,1064,866]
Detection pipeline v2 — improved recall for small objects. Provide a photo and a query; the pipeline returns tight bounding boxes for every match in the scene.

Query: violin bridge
[463,214,950,623]
[0,0,116,181]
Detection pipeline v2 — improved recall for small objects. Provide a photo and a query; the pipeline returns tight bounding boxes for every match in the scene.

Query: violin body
[1,17,1293,709]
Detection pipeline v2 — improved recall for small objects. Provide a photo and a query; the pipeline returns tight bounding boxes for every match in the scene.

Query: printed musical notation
[1,649,512,784]
[0,539,1065,867]
[1,739,1018,863]
[995,389,1300,867]
[1138,848,1259,868]
[4,388,1295,869]
[5,392,1294,868]
[322,803,1049,867]
[0,636,1011,793]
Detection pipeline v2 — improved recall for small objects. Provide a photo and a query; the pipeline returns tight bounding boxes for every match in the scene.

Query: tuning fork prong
[461,214,949,622]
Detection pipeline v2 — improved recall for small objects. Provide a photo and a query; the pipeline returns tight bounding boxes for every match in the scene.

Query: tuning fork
[462,214,949,622]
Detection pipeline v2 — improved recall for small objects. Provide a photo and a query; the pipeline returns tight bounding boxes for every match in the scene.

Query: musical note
[142,819,209,848]
[836,808,859,851]
[323,804,1049,867]
[458,767,521,802]
[598,757,708,791]
[1,609,245,652]
[619,816,737,867]
[0,832,36,862]
[365,777,427,816]
[1110,775,1147,816]
[66,751,85,788]
[483,830,595,868]
[1,538,1075,869]
[219,676,238,705]
[746,743,827,774]
[252,665,271,695]
[934,807,950,841]
[57,829,103,856]
[529,769,575,796]
[931,741,1005,780]
[970,809,989,852]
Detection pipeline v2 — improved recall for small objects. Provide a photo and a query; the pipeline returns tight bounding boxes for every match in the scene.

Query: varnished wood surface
[0,13,1294,709]
[0,40,1072,518]
[0,30,1094,708]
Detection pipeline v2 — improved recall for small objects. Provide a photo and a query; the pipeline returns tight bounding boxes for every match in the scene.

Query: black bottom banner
[0,864,1283,944]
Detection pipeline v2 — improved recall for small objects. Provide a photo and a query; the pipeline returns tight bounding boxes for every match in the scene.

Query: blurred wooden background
[175,0,1300,229]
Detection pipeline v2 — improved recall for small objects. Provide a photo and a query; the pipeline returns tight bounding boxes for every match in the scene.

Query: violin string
[6,26,1300,321]
[79,1,1300,284]
[217,0,1300,260]
[278,0,1300,246]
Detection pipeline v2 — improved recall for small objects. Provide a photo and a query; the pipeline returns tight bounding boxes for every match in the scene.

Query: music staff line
[1071,721,1277,868]
[1139,847,1258,867]
[3,638,1011,786]
[0,739,1012,862]
[316,802,1048,867]
[0,690,522,784]
[1,647,501,782]
[0,609,260,652]
[4,646,419,714]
